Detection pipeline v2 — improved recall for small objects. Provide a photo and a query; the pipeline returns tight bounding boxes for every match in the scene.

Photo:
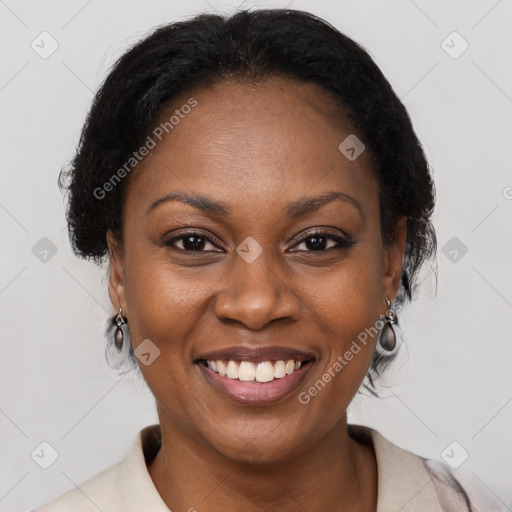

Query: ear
[381,216,407,304]
[106,230,127,314]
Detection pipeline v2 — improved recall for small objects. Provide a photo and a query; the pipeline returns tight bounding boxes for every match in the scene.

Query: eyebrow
[148,192,230,217]
[147,190,363,220]
[286,191,363,220]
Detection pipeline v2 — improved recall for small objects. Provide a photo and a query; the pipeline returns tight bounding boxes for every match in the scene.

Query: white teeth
[206,358,306,382]
[226,360,239,379]
[256,362,274,383]
[217,360,226,376]
[238,361,256,381]
[274,360,286,378]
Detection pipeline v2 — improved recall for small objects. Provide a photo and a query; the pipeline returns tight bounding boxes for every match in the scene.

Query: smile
[195,346,316,405]
[205,359,303,382]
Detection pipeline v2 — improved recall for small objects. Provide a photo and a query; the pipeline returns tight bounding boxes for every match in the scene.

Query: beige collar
[128,423,442,511]
[348,424,442,511]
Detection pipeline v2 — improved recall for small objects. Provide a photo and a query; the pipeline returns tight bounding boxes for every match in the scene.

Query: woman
[34,8,498,511]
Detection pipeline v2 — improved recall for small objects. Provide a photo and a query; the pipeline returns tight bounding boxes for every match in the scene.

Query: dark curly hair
[59,8,437,384]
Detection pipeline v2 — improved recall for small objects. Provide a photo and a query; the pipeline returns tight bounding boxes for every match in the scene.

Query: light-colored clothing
[34,423,500,511]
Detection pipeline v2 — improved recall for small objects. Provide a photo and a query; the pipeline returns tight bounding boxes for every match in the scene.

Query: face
[107,78,406,464]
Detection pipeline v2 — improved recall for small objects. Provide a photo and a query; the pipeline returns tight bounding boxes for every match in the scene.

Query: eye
[163,230,222,252]
[290,229,354,253]
[162,228,354,253]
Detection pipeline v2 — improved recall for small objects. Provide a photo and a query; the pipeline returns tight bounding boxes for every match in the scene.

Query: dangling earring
[377,296,400,354]
[113,308,127,351]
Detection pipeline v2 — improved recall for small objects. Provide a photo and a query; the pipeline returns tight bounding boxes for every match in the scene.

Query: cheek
[122,254,216,411]
[305,251,382,389]
[124,251,217,342]
[307,249,382,338]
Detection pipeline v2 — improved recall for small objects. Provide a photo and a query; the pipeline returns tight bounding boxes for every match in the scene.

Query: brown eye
[291,230,355,253]
[163,231,222,252]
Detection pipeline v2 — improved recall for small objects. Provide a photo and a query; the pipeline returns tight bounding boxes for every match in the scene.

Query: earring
[113,308,127,351]
[377,296,400,354]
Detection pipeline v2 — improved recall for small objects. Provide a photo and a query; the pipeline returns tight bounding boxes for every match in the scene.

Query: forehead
[125,78,377,217]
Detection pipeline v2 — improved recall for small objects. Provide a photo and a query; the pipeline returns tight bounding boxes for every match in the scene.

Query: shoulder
[423,458,503,512]
[33,424,167,512]
[348,424,501,512]
[32,460,125,511]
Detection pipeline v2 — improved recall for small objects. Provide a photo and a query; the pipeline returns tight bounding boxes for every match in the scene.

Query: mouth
[203,358,306,381]
[195,346,315,405]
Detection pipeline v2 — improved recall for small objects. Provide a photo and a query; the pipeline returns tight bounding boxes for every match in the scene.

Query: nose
[213,250,301,330]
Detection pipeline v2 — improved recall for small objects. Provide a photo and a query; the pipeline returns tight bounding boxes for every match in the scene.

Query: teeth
[226,360,239,379]
[206,358,306,382]
[274,360,286,378]
[217,360,226,376]
[238,361,256,381]
[256,361,274,383]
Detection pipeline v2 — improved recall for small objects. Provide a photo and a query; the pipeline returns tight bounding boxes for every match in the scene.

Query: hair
[59,8,437,384]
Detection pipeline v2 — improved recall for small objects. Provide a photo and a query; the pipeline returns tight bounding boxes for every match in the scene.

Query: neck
[148,412,377,511]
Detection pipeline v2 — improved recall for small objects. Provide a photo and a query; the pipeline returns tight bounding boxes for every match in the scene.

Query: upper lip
[195,345,316,364]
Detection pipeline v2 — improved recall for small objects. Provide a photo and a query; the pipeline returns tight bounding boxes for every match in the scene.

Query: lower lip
[197,361,314,406]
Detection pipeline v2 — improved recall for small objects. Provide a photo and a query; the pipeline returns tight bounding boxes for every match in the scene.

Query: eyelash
[291,230,355,253]
[163,228,355,254]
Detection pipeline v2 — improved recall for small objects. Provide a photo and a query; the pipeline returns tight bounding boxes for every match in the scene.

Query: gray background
[1,0,511,510]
